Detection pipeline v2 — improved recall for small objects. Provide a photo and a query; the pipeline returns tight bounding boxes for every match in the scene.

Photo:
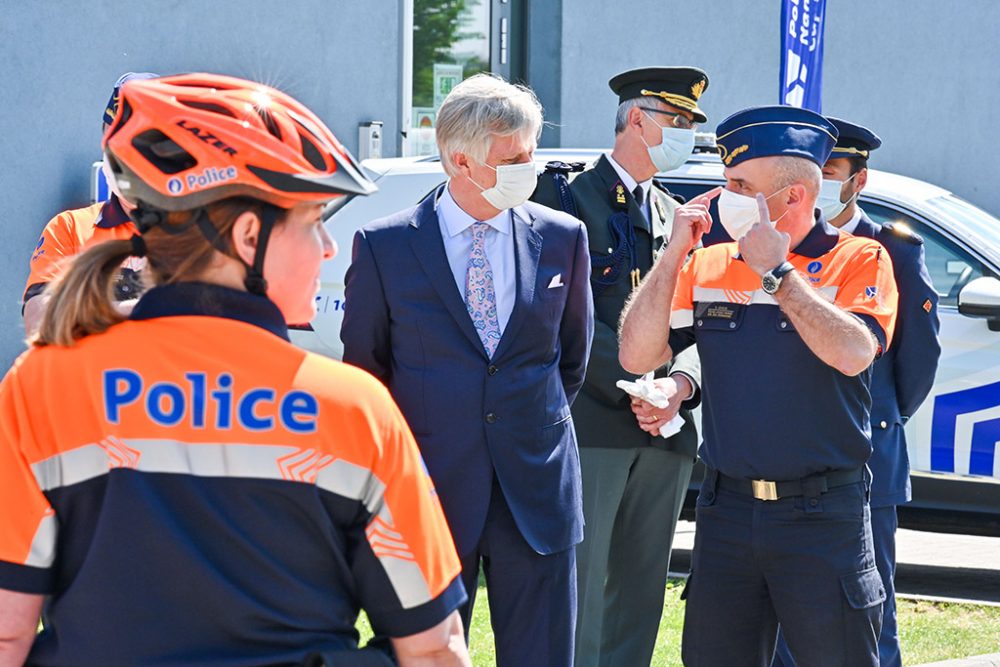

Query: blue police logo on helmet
[167,177,184,194]
[865,286,878,299]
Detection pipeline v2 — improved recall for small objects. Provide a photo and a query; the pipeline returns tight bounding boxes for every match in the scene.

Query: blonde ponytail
[32,240,136,347]
[31,197,282,348]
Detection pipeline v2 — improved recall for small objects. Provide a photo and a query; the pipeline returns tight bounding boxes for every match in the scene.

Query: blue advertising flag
[779,0,827,111]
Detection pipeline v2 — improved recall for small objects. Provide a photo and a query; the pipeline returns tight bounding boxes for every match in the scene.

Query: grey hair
[436,73,543,176]
[770,155,822,199]
[614,98,646,135]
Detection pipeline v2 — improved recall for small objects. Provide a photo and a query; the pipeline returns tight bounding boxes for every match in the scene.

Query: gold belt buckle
[752,479,779,501]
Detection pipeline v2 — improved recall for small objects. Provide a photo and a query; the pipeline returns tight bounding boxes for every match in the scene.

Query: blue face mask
[817,173,859,221]
[641,112,695,173]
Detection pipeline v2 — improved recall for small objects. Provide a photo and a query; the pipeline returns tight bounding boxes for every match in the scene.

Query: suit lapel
[409,187,488,355]
[493,205,541,360]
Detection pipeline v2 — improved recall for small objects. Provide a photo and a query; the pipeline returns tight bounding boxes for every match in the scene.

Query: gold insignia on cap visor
[831,146,871,158]
[691,79,707,101]
[640,88,696,112]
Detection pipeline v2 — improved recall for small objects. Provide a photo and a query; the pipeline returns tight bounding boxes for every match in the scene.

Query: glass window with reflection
[864,202,986,308]
[409,0,490,156]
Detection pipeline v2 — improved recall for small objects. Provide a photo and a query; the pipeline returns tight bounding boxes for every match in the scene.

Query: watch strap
[769,261,795,280]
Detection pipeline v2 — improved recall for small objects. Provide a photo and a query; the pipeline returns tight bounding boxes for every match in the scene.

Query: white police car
[281,148,1000,534]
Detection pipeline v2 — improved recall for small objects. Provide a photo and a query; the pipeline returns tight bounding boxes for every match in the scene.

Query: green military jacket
[533,154,700,457]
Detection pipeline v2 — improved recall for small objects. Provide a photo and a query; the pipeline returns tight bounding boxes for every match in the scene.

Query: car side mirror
[959,276,1000,331]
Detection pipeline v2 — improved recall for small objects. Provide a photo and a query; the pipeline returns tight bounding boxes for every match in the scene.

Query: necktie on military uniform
[633,185,650,228]
[465,221,502,357]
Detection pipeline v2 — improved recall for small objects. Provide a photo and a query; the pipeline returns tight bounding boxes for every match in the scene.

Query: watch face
[762,273,780,294]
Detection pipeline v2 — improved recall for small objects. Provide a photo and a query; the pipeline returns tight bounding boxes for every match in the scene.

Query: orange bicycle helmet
[102,73,376,211]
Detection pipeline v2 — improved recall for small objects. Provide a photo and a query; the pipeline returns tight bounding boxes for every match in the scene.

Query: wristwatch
[761,261,795,295]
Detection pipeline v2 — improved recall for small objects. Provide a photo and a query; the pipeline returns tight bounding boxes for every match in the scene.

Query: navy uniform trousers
[772,504,899,667]
[457,477,576,666]
[682,471,884,667]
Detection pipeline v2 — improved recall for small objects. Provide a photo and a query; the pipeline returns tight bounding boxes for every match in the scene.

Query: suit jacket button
[486,412,497,424]
[488,365,499,376]
[880,420,888,429]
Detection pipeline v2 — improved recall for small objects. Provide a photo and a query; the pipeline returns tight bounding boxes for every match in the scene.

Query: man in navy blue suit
[772,119,941,667]
[341,74,594,667]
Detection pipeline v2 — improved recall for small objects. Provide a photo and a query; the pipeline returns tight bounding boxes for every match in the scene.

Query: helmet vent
[257,108,282,141]
[131,129,197,175]
[179,100,238,118]
[299,131,328,171]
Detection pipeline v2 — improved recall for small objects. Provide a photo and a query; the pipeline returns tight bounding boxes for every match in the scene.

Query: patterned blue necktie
[465,222,501,357]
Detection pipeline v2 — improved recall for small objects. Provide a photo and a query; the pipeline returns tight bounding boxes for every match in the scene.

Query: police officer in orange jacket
[0,74,469,667]
[22,72,156,335]
[772,118,941,667]
[620,106,899,666]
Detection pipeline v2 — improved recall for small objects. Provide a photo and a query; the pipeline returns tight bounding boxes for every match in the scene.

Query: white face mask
[817,173,859,221]
[717,187,790,241]
[642,112,695,173]
[472,161,537,211]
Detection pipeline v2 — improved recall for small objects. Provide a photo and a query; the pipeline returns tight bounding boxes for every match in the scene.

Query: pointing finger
[755,193,773,228]
[692,186,723,206]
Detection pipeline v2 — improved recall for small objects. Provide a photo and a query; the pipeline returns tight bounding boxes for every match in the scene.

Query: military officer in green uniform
[533,66,709,667]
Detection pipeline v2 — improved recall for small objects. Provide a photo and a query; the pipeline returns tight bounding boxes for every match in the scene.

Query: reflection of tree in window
[413,0,488,109]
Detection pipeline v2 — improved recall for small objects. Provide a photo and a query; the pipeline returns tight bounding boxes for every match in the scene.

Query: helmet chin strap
[242,204,279,295]
[132,201,279,296]
[190,204,278,295]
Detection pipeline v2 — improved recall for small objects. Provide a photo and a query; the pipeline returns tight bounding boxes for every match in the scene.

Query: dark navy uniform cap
[827,117,882,160]
[608,67,710,124]
[715,105,839,168]
[103,72,158,126]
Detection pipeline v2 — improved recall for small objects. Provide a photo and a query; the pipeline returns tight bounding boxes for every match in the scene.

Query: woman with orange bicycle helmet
[0,75,470,667]
[102,72,376,296]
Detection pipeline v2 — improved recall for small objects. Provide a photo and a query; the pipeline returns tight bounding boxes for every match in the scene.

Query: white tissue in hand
[615,373,686,439]
[658,415,685,438]
[615,372,673,408]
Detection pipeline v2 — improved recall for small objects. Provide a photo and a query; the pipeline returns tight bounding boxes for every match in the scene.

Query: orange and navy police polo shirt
[0,282,465,666]
[24,195,142,304]
[668,217,899,482]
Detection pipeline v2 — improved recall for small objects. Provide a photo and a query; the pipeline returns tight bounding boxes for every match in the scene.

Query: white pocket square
[547,274,565,288]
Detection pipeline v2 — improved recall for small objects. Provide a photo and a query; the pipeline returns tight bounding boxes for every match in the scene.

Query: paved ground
[670,520,1000,604]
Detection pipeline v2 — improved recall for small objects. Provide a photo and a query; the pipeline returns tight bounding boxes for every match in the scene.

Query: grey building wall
[555,1,1000,216]
[0,1,403,368]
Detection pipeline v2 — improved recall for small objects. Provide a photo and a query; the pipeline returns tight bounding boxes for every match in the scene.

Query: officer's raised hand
[667,186,722,256]
[738,192,791,276]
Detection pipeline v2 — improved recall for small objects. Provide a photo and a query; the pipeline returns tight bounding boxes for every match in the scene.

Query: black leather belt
[715,467,865,501]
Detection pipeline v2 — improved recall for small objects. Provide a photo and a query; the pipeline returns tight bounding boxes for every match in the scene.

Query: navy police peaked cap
[608,67,710,124]
[827,117,882,160]
[714,105,839,168]
[103,72,158,126]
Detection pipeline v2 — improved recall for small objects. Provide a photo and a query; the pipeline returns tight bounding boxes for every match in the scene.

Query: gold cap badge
[691,78,707,101]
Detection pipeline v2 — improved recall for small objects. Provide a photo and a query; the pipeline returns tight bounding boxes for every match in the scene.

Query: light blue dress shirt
[435,184,516,333]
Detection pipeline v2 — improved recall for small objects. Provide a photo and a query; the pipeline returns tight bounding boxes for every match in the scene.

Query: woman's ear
[229,211,261,266]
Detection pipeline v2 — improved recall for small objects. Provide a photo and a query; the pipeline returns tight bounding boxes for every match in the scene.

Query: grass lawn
[359,579,1000,666]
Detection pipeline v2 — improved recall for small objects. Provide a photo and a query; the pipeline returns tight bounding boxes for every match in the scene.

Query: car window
[863,201,986,307]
